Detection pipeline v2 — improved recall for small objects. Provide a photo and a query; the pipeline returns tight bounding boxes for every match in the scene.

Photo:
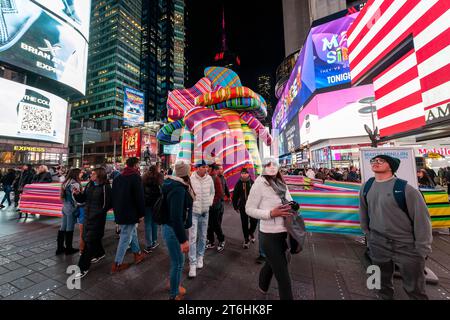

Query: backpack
[152,186,170,225]
[362,177,413,226]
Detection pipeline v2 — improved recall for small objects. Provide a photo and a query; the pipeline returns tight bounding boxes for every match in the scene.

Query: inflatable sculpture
[157,67,272,191]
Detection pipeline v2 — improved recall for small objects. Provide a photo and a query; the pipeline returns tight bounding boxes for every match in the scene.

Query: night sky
[185,0,285,98]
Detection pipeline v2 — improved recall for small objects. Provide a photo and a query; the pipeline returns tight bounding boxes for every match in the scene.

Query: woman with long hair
[56,168,82,255]
[73,167,112,279]
[246,158,295,300]
[161,162,194,300]
[417,169,435,188]
[142,163,164,253]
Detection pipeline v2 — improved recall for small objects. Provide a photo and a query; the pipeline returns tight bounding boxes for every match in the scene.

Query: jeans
[207,202,225,244]
[78,239,105,272]
[1,185,12,206]
[239,207,258,242]
[259,231,293,300]
[368,231,428,300]
[144,207,158,247]
[163,224,185,298]
[189,212,209,266]
[60,207,78,232]
[114,224,141,264]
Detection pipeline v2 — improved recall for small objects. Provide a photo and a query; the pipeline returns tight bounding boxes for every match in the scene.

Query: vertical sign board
[360,147,418,190]
[122,128,141,160]
[123,87,145,127]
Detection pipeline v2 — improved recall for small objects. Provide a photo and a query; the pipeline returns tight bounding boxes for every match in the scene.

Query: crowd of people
[0,155,439,300]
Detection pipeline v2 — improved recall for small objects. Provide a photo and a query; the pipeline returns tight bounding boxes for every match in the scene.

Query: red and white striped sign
[347,0,450,137]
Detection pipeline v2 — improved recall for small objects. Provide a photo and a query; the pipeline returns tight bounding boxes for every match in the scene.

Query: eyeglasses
[370,159,386,165]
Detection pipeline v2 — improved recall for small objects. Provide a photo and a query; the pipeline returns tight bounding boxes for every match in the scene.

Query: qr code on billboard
[19,104,53,134]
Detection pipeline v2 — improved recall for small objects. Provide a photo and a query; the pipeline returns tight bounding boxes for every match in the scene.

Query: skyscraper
[69,0,143,165]
[141,0,188,122]
[257,74,274,128]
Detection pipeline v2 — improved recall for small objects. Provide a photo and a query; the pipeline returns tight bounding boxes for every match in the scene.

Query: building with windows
[257,74,274,128]
[141,0,188,122]
[69,0,143,166]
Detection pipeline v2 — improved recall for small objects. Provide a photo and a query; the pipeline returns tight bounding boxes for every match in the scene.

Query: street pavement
[0,196,450,300]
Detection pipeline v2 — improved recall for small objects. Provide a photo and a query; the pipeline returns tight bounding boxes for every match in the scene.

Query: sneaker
[0,205,5,209]
[258,285,268,295]
[188,265,196,278]
[74,270,89,279]
[205,242,215,249]
[91,254,105,264]
[178,286,186,296]
[255,255,266,264]
[250,234,256,243]
[143,247,152,254]
[169,295,184,300]
[217,241,225,252]
[111,263,130,274]
[243,241,250,249]
[150,242,160,250]
[197,257,204,269]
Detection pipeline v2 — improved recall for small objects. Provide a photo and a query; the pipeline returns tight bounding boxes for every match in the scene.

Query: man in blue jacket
[111,157,146,273]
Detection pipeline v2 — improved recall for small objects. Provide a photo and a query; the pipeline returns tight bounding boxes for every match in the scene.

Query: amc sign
[426,103,450,125]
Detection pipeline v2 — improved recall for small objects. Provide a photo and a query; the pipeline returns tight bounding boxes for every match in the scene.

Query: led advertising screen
[0,0,90,94]
[272,11,360,131]
[123,87,145,127]
[122,128,141,159]
[281,116,301,155]
[0,77,69,144]
[299,84,377,145]
[141,131,158,162]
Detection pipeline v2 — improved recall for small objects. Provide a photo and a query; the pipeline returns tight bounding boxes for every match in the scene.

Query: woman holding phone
[246,158,295,300]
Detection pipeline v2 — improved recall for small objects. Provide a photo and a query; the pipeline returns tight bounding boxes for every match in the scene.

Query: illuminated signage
[14,146,45,152]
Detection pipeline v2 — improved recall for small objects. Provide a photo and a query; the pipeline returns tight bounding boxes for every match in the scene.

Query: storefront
[0,142,68,170]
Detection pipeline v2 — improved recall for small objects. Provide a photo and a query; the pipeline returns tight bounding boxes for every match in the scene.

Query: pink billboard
[299,84,376,144]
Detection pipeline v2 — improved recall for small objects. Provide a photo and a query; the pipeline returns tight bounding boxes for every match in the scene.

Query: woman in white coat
[246,158,294,300]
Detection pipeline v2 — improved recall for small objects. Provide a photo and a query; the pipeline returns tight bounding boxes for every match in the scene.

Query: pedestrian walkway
[0,199,449,300]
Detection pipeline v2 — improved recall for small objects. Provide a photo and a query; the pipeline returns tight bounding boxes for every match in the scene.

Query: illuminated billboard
[122,128,141,159]
[123,87,145,127]
[273,11,360,131]
[299,84,377,145]
[0,0,90,94]
[0,77,69,144]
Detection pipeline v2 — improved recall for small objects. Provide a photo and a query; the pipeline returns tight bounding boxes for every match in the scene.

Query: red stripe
[304,218,360,225]
[416,28,450,65]
[420,63,450,94]
[348,0,377,39]
[376,91,423,119]
[348,0,394,59]
[350,0,420,70]
[424,98,450,111]
[379,116,425,137]
[351,1,446,83]
[374,64,418,99]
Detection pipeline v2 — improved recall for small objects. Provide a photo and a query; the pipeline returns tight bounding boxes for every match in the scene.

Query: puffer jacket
[190,171,214,214]
[246,176,293,234]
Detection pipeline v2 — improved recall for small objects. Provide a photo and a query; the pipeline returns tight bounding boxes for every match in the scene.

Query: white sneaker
[188,265,196,278]
[197,257,204,269]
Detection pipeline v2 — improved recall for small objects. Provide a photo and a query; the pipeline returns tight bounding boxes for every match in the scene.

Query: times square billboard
[273,9,360,132]
[0,0,91,94]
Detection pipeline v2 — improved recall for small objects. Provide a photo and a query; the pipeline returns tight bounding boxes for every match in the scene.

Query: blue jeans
[163,224,185,298]
[188,212,209,266]
[60,207,78,232]
[144,207,158,247]
[1,185,12,206]
[114,224,141,264]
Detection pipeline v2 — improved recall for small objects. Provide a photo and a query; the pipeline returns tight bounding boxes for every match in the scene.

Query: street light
[360,97,378,148]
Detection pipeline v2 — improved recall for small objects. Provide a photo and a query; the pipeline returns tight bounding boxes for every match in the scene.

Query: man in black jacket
[111,157,146,273]
[14,164,35,209]
[0,169,16,208]
[232,168,258,249]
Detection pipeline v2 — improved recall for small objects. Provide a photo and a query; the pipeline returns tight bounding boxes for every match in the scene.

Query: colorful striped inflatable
[204,66,242,90]
[18,183,115,221]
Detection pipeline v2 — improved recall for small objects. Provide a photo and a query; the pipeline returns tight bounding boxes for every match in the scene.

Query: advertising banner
[123,87,145,127]
[360,147,418,190]
[299,84,376,145]
[122,128,141,160]
[282,116,301,155]
[0,77,68,144]
[273,11,360,132]
[141,131,158,162]
[0,0,90,94]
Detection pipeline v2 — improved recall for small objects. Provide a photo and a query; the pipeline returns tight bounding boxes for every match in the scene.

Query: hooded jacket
[232,178,254,211]
[190,171,214,214]
[112,167,145,225]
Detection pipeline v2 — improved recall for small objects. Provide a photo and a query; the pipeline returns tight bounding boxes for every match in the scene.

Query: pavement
[0,196,450,300]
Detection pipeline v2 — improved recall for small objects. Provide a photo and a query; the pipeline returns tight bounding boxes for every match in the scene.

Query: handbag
[268,181,306,254]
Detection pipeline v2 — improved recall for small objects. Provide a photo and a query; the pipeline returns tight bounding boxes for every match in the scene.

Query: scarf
[122,166,140,176]
[264,176,288,203]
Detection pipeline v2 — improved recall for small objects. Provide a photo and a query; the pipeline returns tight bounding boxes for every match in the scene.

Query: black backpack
[152,186,170,225]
